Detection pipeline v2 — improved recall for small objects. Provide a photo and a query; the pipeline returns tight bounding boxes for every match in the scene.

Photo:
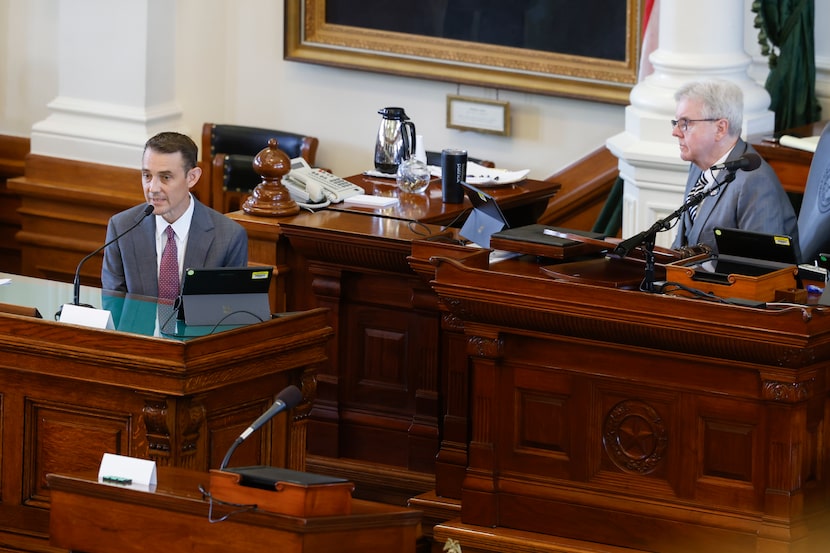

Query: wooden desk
[230,174,559,314]
[338,174,558,227]
[412,244,830,553]
[0,274,333,552]
[270,211,455,506]
[47,467,423,553]
[228,178,560,507]
[751,120,826,195]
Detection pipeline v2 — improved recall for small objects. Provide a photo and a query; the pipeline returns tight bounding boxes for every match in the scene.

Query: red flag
[638,0,660,82]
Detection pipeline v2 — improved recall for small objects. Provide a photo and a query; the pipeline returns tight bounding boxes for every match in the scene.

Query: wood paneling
[414,247,830,552]
[0,305,332,550]
[7,154,142,283]
[230,176,559,506]
[0,135,29,274]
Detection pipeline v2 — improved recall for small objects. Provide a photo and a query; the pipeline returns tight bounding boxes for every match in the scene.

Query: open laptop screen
[713,227,797,264]
[459,182,509,248]
[177,266,272,326]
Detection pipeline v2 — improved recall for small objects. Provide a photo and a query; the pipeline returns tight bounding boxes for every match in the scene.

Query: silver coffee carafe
[374,107,416,174]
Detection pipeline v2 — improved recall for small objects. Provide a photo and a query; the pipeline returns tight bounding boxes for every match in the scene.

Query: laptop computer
[711,227,807,281]
[459,182,509,248]
[714,227,798,264]
[176,266,272,326]
[683,228,798,284]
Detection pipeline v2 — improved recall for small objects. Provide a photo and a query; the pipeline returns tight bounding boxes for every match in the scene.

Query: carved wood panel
[421,249,830,551]
[25,400,131,508]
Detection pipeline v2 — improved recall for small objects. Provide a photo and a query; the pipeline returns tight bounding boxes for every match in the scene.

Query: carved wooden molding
[762,378,813,402]
[143,397,205,468]
[603,399,668,475]
[467,335,503,359]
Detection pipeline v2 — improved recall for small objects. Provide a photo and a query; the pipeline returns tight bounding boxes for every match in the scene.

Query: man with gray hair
[669,79,797,255]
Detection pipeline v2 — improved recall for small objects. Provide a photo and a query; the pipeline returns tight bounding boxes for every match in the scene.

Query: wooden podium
[209,466,355,517]
[47,467,424,553]
[411,244,830,553]
[0,273,334,552]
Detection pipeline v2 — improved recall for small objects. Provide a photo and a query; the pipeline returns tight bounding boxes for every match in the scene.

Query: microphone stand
[72,204,154,307]
[613,170,737,292]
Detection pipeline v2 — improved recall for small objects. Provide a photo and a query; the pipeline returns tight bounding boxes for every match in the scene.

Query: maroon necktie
[158,225,180,302]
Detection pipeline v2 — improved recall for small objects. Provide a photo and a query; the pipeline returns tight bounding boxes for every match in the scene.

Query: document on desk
[343,195,399,208]
[779,134,820,153]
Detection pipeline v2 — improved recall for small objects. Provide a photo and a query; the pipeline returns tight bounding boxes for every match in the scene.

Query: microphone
[710,153,762,173]
[219,384,303,470]
[72,204,154,306]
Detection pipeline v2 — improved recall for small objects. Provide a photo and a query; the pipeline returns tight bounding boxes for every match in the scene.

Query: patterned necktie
[158,225,180,302]
[687,171,709,222]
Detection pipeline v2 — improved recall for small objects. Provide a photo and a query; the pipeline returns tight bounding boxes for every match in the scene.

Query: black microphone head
[133,203,155,223]
[743,153,762,171]
[277,385,303,409]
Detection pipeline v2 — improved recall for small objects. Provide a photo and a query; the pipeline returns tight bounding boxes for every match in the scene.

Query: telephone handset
[284,157,364,205]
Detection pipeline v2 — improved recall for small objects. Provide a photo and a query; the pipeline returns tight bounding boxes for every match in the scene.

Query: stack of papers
[428,161,529,187]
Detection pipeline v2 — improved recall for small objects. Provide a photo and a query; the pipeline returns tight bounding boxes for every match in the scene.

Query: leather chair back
[209,124,315,162]
[796,122,830,264]
[201,123,319,212]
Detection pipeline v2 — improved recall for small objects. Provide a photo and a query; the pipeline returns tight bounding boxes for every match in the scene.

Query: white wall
[2,0,829,180]
[0,0,57,135]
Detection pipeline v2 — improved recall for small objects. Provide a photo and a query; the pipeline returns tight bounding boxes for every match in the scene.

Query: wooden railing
[537,146,620,234]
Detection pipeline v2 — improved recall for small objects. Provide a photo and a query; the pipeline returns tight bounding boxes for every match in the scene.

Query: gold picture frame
[284,0,642,105]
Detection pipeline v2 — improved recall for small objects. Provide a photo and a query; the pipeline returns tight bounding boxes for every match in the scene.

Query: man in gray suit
[102,132,248,298]
[670,79,797,256]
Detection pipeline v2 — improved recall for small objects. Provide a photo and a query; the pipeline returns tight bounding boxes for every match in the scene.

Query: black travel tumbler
[441,149,467,204]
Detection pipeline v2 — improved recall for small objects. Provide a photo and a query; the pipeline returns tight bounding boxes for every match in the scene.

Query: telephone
[284,157,364,206]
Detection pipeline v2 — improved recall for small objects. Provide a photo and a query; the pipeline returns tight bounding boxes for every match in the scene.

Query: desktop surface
[0,272,248,339]
[335,173,559,226]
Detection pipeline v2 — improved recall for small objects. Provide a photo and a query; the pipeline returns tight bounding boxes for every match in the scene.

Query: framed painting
[284,0,642,104]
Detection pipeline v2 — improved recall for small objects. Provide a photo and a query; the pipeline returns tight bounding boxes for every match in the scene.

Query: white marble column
[30,0,184,168]
[606,0,774,248]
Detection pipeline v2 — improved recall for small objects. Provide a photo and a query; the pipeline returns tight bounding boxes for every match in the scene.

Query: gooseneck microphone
[72,204,154,307]
[710,153,762,173]
[219,384,304,470]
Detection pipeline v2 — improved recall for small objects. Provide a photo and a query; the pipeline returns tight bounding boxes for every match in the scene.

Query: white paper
[343,194,399,208]
[362,170,398,179]
[779,135,820,153]
[59,303,114,330]
[98,452,157,486]
[428,161,530,186]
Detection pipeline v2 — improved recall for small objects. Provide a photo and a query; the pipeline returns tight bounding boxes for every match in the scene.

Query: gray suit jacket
[101,198,248,297]
[671,139,798,256]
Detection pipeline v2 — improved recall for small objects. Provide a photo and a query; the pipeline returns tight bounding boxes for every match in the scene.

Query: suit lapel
[132,217,158,296]
[688,139,749,243]
[182,200,215,271]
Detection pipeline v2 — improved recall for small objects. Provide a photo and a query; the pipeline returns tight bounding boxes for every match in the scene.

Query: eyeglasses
[671,118,719,132]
